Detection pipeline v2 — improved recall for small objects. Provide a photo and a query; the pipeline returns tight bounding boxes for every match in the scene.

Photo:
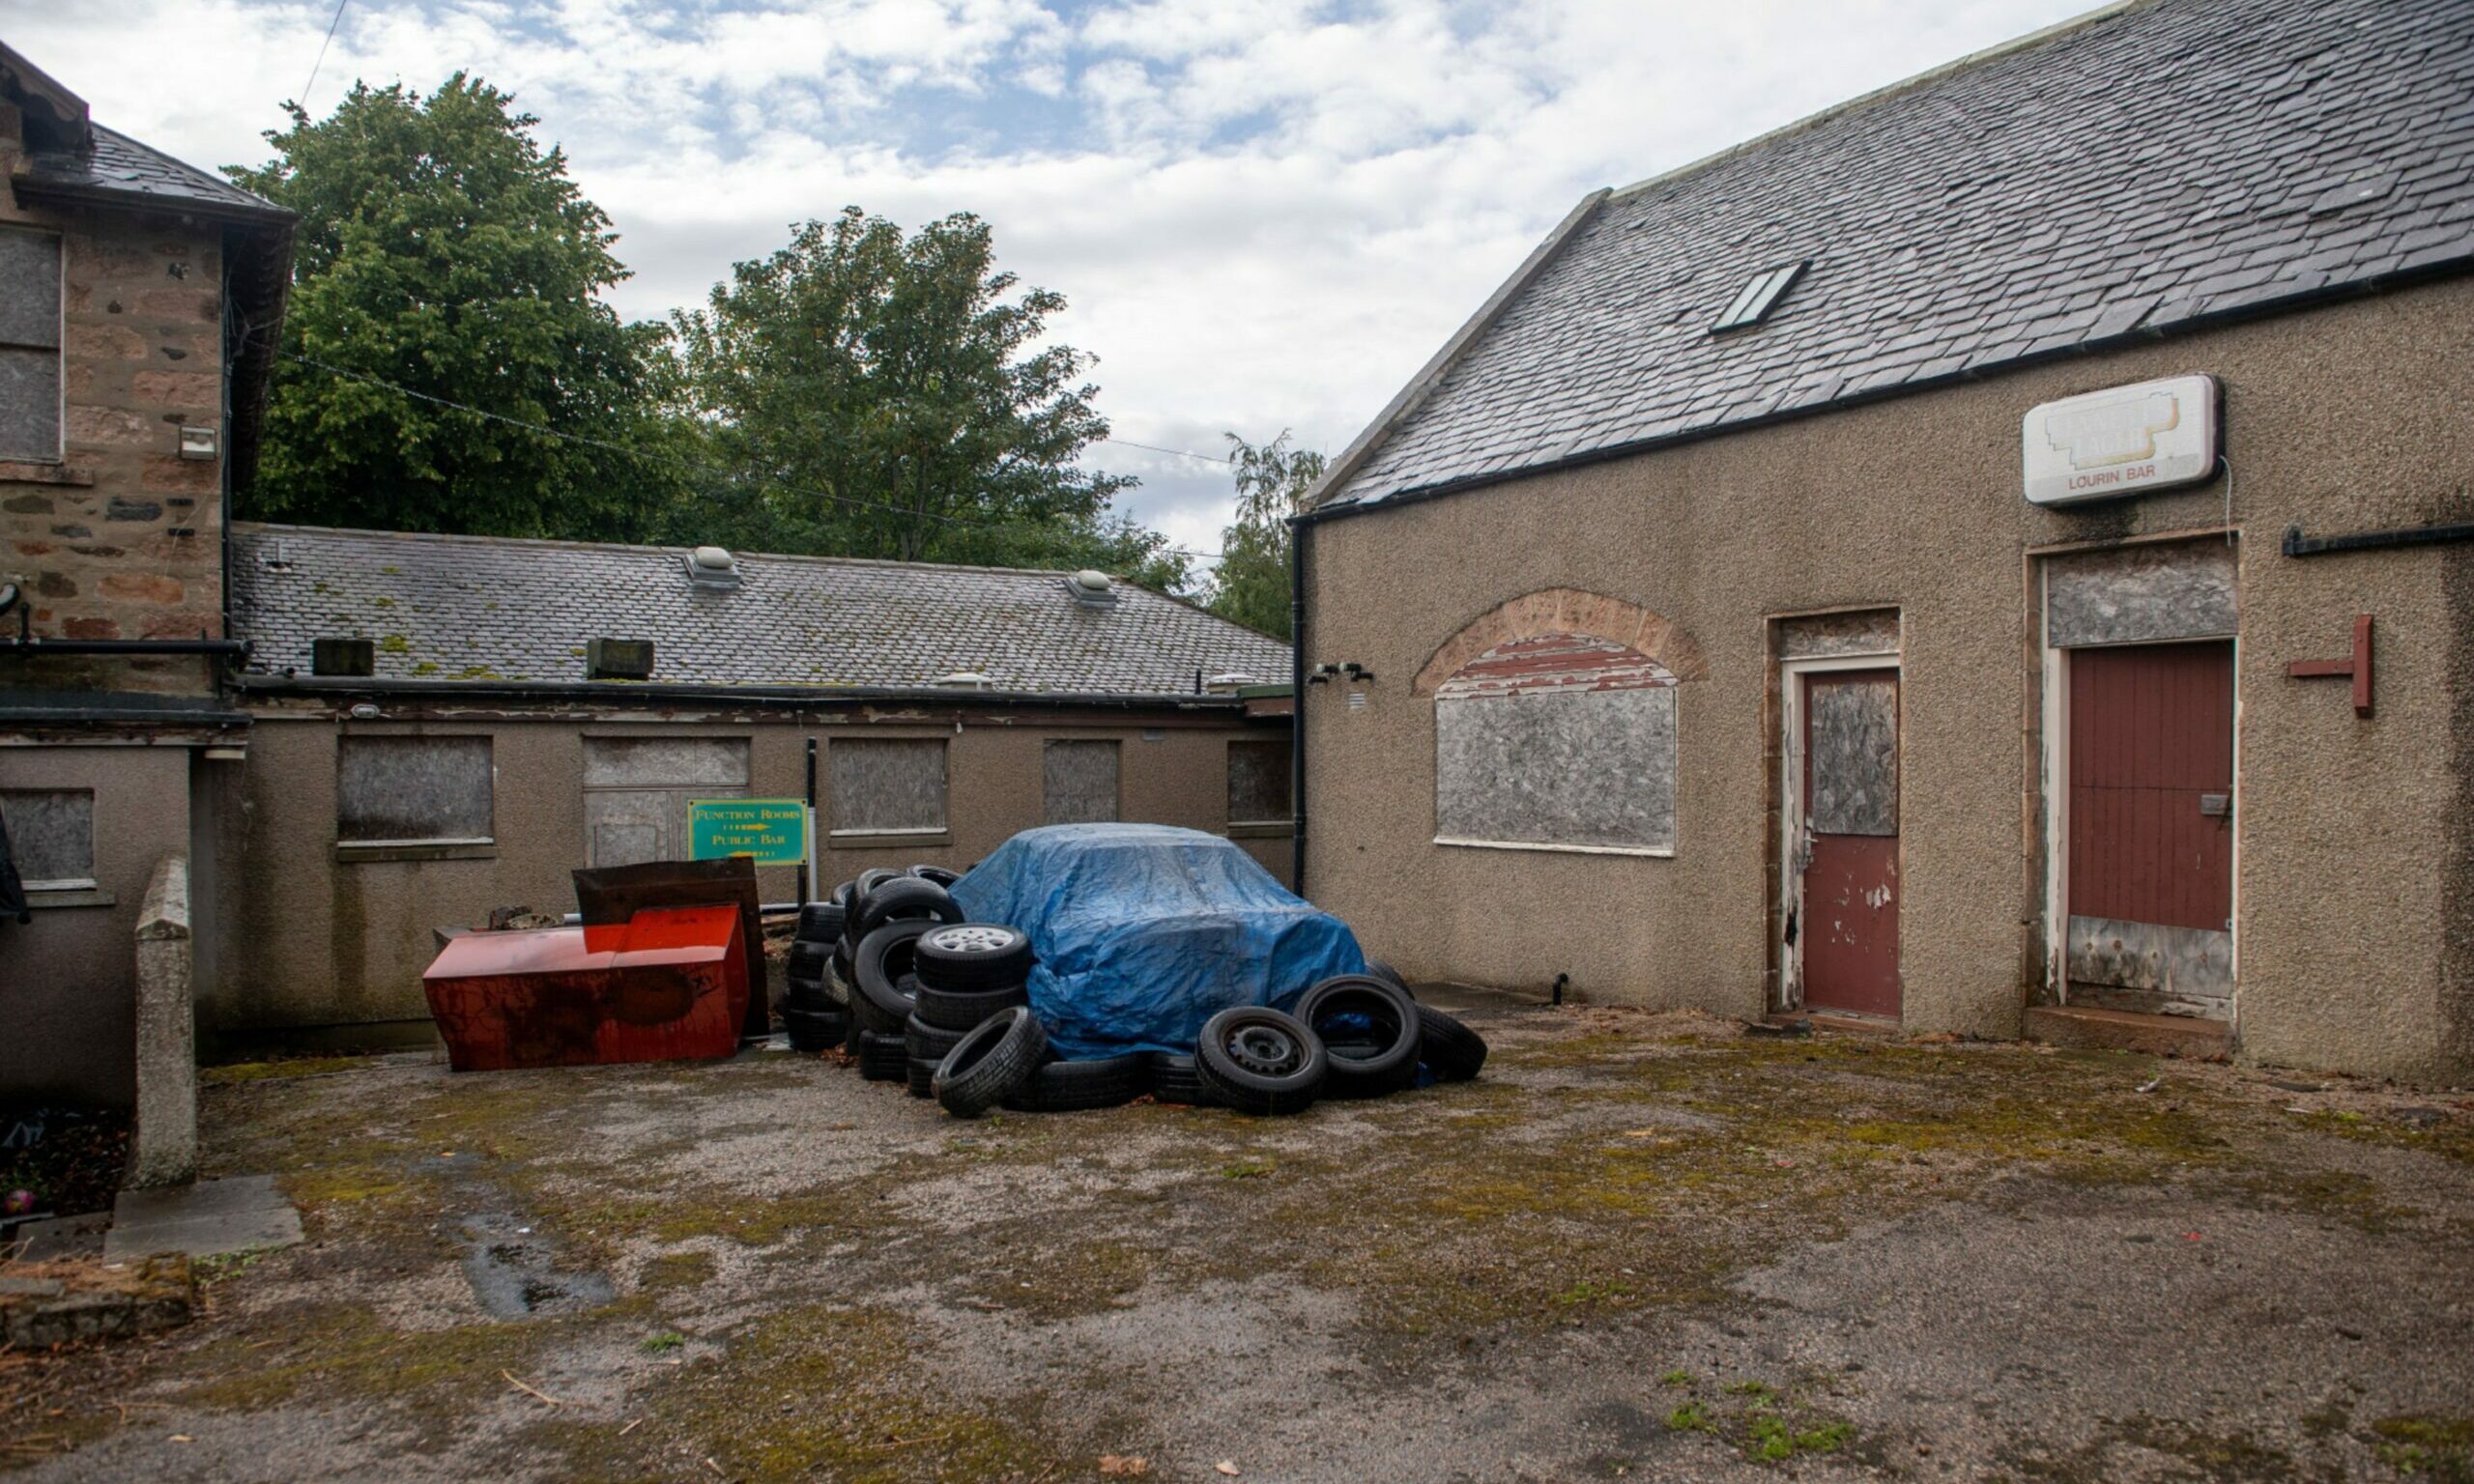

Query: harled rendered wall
[1303,275,2474,1084]
[200,704,1292,1053]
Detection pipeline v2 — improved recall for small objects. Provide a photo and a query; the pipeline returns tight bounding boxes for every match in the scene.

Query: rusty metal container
[421,904,749,1071]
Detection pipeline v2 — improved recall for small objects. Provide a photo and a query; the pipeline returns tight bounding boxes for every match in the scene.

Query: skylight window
[1712,260,1808,332]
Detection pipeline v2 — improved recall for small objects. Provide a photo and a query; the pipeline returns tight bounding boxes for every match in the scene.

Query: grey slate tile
[1333,0,2474,507]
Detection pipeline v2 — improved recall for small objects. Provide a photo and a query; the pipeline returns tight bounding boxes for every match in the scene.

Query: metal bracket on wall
[2285,614,2373,719]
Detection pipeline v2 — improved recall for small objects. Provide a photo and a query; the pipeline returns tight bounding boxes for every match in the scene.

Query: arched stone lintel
[1415,587,1708,695]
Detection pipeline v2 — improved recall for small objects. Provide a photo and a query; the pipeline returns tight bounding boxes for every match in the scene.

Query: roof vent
[684,546,741,590]
[587,637,655,680]
[936,671,992,689]
[1063,569,1116,609]
[311,636,374,676]
[1712,260,1807,332]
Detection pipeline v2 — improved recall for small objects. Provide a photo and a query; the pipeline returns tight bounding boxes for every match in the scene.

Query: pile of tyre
[780,868,1488,1120]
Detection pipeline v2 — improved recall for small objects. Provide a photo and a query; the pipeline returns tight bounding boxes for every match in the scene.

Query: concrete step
[2024,1005,2231,1061]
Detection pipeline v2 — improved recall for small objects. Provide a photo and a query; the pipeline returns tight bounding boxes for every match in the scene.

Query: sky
[11,0,2090,577]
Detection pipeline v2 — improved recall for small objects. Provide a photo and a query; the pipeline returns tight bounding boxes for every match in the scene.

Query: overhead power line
[269,346,1229,562]
[299,0,351,113]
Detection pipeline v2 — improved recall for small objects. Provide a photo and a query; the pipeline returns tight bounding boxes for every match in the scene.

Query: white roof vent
[1063,569,1117,609]
[936,671,993,689]
[684,546,741,590]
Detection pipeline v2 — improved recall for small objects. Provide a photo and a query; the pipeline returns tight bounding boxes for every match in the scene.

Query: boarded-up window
[830,739,946,836]
[1434,634,1678,854]
[0,229,62,463]
[582,736,752,868]
[1806,676,1898,836]
[0,789,96,889]
[336,736,494,843]
[1044,740,1119,824]
[1227,740,1291,826]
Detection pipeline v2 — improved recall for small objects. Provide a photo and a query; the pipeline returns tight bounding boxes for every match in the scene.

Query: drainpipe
[1288,512,1309,894]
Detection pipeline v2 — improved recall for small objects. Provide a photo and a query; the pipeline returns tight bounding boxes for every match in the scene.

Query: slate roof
[229,525,1291,698]
[1320,0,2474,509]
[21,123,290,221]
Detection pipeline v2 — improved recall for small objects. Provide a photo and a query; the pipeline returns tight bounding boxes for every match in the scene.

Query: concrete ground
[3,1006,2470,1483]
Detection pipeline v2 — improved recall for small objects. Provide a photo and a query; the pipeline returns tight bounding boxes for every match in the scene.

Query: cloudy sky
[14,0,2086,575]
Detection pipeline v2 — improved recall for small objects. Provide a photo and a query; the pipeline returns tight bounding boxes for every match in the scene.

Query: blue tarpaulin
[950,824,1366,1058]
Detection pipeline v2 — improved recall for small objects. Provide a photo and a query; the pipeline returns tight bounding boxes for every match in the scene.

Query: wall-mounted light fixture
[178,425,217,461]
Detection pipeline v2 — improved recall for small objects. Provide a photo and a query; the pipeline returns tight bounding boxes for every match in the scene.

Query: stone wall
[0,166,227,697]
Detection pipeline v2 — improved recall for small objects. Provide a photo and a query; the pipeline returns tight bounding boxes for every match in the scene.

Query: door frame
[1777,651,1903,1016]
[2039,634,2243,1010]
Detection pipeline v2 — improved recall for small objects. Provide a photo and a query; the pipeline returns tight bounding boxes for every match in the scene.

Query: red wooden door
[2067,643,2233,930]
[1799,669,1901,1017]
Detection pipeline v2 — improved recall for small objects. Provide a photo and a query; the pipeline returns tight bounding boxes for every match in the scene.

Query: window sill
[828,829,952,851]
[1226,821,1295,840]
[1434,837,1675,859]
[23,887,115,910]
[0,461,94,487]
[333,840,500,864]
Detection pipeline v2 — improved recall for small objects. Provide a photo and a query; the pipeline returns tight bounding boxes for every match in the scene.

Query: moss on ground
[2373,1415,2474,1481]
[202,1056,370,1086]
[540,1302,1076,1483]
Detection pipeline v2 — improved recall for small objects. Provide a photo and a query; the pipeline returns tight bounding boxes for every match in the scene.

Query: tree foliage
[667,208,1187,591]
[1204,432,1324,640]
[227,75,683,539]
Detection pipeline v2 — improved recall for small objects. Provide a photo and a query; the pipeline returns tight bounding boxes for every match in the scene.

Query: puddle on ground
[457,1211,614,1319]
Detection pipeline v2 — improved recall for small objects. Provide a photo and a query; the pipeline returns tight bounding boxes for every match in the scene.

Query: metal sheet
[336,736,494,842]
[1043,740,1120,824]
[0,229,61,349]
[1435,685,1677,851]
[1807,677,1897,837]
[2046,541,2237,647]
[2066,913,2232,1015]
[1777,610,1899,659]
[829,739,947,833]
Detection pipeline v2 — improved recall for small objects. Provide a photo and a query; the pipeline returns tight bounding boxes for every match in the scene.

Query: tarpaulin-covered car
[950,823,1366,1058]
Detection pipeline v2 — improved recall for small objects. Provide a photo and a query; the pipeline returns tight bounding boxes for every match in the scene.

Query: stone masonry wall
[1,137,226,697]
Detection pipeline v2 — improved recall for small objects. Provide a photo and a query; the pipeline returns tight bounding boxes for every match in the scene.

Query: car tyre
[1416,1005,1488,1082]
[856,1030,907,1082]
[1001,1053,1151,1113]
[782,1003,849,1052]
[934,1008,1048,1118]
[852,877,964,939]
[1294,975,1422,1099]
[1194,1008,1326,1116]
[852,920,934,1035]
[913,923,1035,995]
[1147,1051,1217,1107]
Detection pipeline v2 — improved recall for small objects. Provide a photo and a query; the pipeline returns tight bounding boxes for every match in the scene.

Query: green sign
[688,798,809,867]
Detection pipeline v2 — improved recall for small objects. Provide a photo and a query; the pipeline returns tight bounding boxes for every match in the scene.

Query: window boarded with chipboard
[1043,740,1120,824]
[0,228,62,463]
[336,736,494,843]
[582,737,752,868]
[1227,739,1291,826]
[1,788,96,889]
[831,739,947,835]
[1433,635,1679,854]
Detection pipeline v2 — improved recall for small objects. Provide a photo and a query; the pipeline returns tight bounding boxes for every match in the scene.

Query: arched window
[1421,591,1702,857]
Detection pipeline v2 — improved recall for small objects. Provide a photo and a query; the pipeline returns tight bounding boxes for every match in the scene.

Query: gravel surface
[3,1008,2469,1483]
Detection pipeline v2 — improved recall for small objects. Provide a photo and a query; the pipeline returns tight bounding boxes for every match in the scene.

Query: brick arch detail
[1415,588,1708,695]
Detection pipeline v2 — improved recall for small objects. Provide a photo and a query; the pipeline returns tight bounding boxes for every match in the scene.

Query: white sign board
[2023,374,2218,506]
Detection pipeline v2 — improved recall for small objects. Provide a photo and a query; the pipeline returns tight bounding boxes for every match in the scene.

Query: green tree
[228,76,682,539]
[669,208,1187,590]
[1205,432,1324,640]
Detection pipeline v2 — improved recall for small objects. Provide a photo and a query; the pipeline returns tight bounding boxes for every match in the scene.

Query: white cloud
[12,0,2091,556]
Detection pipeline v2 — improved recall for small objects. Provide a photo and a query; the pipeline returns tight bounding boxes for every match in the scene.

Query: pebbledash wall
[198,698,1292,1054]
[1300,275,2474,1085]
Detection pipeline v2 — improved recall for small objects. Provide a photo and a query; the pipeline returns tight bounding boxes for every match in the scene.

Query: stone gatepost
[127,855,197,1188]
